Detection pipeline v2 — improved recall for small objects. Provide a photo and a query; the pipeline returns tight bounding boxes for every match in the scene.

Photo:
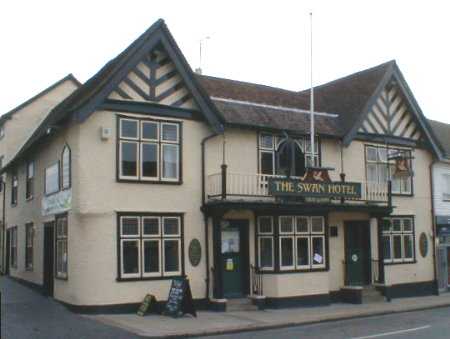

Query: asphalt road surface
[201,306,450,339]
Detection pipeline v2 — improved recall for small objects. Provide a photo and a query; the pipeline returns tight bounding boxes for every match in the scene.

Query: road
[202,306,450,339]
[1,276,139,339]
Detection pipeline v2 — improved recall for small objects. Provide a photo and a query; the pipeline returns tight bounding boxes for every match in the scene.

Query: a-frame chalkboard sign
[137,294,158,316]
[164,278,197,318]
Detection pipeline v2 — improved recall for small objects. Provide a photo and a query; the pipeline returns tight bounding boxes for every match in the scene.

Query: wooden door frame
[43,222,55,297]
[344,220,372,286]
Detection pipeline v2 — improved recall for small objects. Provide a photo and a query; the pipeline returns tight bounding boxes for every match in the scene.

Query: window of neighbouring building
[257,215,326,272]
[365,145,412,195]
[25,223,34,270]
[118,117,181,183]
[61,145,71,190]
[56,214,68,278]
[26,160,35,200]
[118,214,183,279]
[11,170,18,206]
[258,133,319,177]
[10,226,17,268]
[443,174,450,201]
[382,217,415,264]
[45,163,60,195]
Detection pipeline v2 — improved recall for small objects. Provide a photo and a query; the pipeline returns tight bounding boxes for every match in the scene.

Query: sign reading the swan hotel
[268,178,362,199]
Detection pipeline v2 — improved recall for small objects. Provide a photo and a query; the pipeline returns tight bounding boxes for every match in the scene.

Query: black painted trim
[381,280,436,299]
[265,293,330,309]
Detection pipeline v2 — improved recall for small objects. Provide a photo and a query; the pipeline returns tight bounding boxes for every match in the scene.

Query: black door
[221,220,250,298]
[5,229,10,275]
[43,222,55,297]
[344,221,371,286]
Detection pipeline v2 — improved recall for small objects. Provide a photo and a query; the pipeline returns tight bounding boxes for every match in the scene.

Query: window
[11,170,18,206]
[118,214,183,279]
[10,226,17,268]
[25,223,34,270]
[258,133,319,177]
[56,214,68,278]
[257,215,326,272]
[118,117,181,182]
[0,126,5,139]
[365,145,412,195]
[382,217,415,264]
[45,163,60,195]
[26,161,35,200]
[61,145,71,190]
[443,174,450,201]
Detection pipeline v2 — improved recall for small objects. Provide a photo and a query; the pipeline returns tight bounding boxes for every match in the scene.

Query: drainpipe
[1,180,5,275]
[429,160,439,294]
[201,132,220,301]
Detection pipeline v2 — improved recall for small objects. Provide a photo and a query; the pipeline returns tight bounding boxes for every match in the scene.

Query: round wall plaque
[419,233,428,258]
[188,239,202,267]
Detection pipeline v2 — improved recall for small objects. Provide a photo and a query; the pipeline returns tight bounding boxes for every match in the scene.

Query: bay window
[118,213,183,280]
[382,217,415,264]
[118,116,181,183]
[365,145,412,195]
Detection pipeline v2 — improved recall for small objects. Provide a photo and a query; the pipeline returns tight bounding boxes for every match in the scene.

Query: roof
[0,74,81,126]
[428,119,450,157]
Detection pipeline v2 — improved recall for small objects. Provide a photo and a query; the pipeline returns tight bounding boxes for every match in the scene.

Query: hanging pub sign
[389,150,414,178]
[268,168,362,199]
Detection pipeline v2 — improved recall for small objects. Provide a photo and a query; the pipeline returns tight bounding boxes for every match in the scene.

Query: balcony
[207,171,391,207]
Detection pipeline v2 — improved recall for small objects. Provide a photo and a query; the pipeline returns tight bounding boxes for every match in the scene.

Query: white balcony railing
[207,172,390,205]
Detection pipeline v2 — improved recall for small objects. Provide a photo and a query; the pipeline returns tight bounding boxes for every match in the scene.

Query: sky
[1,0,449,123]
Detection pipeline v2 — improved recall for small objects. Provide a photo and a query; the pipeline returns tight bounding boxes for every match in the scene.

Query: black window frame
[26,160,35,200]
[55,213,68,280]
[255,213,329,274]
[382,215,416,265]
[25,223,34,271]
[61,145,71,190]
[116,115,182,185]
[10,226,18,268]
[11,170,18,206]
[116,212,185,281]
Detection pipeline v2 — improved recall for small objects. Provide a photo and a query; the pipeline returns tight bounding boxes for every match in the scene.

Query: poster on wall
[42,189,72,216]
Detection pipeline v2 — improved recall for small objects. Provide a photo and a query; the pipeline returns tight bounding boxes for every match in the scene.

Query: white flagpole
[309,12,315,166]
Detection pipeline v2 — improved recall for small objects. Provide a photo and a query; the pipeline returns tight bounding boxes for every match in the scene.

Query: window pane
[280,237,294,267]
[161,124,178,142]
[258,217,273,234]
[122,217,139,236]
[141,143,158,178]
[378,148,387,162]
[45,164,59,194]
[164,240,180,272]
[260,152,274,175]
[143,240,160,273]
[142,121,158,140]
[403,219,413,232]
[296,217,308,233]
[297,237,309,266]
[162,144,178,179]
[163,217,179,235]
[391,175,401,193]
[392,219,401,232]
[382,219,391,233]
[367,163,378,182]
[367,147,377,162]
[260,134,273,149]
[143,217,159,235]
[404,235,413,259]
[378,164,389,183]
[121,119,138,139]
[402,177,411,194]
[62,148,70,188]
[393,235,402,259]
[259,237,273,268]
[121,142,138,177]
[279,216,293,233]
[312,237,324,265]
[28,162,35,178]
[123,240,139,274]
[311,217,324,233]
[383,235,391,260]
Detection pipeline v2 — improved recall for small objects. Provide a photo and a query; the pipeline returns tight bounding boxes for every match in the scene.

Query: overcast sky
[1,0,449,123]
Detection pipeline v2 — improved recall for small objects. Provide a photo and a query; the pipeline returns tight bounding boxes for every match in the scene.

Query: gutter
[200,132,220,301]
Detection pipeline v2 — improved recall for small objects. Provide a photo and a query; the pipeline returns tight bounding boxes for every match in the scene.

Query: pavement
[89,292,450,338]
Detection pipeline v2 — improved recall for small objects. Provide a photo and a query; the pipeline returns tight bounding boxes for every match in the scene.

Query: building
[0,75,80,272]
[428,119,450,292]
[1,19,444,312]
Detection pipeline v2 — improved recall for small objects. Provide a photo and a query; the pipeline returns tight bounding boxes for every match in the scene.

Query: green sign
[268,178,362,199]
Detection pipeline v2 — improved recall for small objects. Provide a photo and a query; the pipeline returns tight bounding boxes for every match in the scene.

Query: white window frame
[141,121,159,142]
[161,122,179,143]
[25,223,34,270]
[295,236,310,269]
[311,235,326,269]
[140,142,159,180]
[258,236,274,270]
[120,216,140,238]
[61,145,71,190]
[55,215,68,279]
[279,216,294,235]
[120,118,139,140]
[383,217,415,264]
[119,140,139,180]
[142,216,161,236]
[162,238,182,276]
[257,216,273,235]
[161,143,180,182]
[279,235,295,270]
[443,174,450,201]
[142,239,162,277]
[120,239,141,278]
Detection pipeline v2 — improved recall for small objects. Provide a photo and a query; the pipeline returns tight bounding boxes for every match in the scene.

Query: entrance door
[5,229,10,275]
[345,221,371,286]
[43,222,55,297]
[221,220,250,298]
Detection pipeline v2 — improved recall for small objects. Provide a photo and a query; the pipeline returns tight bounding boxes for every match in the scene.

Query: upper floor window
[365,145,412,195]
[45,162,60,195]
[26,160,35,200]
[118,117,181,183]
[61,145,71,190]
[443,174,450,201]
[258,133,319,177]
[11,170,18,206]
[0,126,5,139]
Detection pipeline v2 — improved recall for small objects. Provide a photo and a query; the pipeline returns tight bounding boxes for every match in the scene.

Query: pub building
[1,19,444,312]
